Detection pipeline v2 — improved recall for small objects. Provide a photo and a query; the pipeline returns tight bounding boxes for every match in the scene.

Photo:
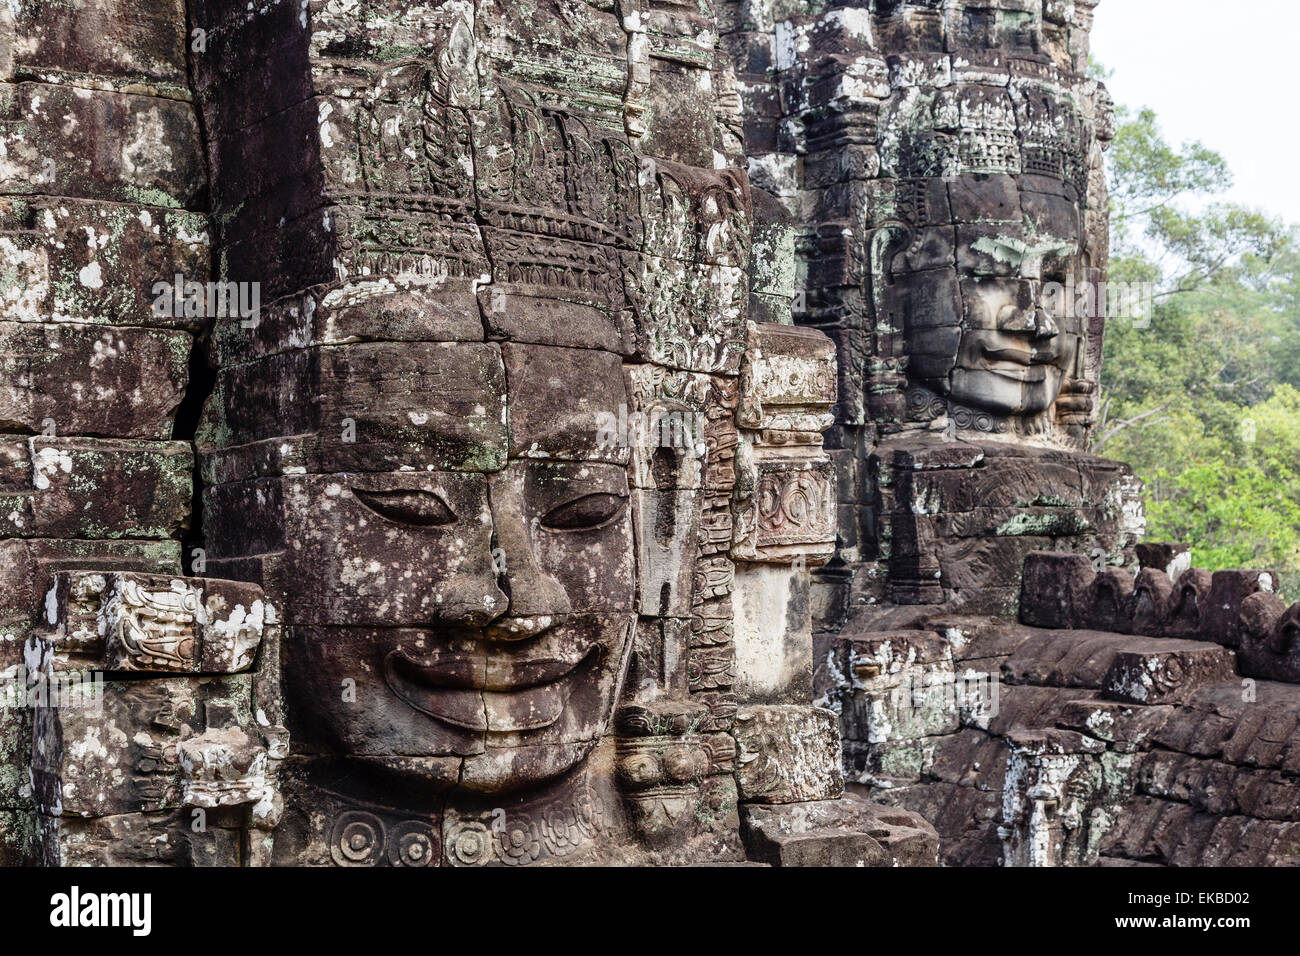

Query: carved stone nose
[435,575,509,628]
[997,303,1036,331]
[1033,308,1060,339]
[485,472,573,640]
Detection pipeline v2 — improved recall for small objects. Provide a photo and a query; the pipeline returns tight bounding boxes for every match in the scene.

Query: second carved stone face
[283,341,637,795]
[890,173,1085,426]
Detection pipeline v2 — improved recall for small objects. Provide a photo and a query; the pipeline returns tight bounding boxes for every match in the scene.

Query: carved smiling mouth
[979,346,1057,382]
[383,644,601,734]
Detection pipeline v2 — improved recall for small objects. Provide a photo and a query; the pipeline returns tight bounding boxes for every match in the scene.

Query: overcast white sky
[1091,1,1300,225]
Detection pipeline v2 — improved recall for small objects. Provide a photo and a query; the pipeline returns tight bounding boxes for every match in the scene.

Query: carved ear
[865,220,915,307]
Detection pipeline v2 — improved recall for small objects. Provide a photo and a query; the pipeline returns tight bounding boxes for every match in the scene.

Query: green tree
[1097,103,1300,599]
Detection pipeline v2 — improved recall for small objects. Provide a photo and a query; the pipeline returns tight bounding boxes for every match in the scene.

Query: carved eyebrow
[971,235,1028,265]
[1025,240,1079,257]
[519,420,604,447]
[972,236,1078,268]
[526,458,628,486]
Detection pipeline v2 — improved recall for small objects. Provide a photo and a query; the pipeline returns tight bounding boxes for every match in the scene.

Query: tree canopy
[1098,94,1300,599]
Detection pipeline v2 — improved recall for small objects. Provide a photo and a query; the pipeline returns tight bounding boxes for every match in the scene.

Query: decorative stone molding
[178,723,280,826]
[1000,730,1123,869]
[1020,553,1295,677]
[732,321,838,566]
[48,570,265,674]
[733,704,843,804]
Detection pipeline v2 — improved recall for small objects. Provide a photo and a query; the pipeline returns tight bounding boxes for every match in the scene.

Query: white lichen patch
[31,443,73,491]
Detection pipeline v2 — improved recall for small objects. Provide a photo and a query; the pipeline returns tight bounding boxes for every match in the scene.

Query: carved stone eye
[352,488,456,527]
[541,493,626,531]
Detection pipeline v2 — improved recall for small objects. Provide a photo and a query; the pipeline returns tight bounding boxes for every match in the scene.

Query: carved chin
[457,741,602,795]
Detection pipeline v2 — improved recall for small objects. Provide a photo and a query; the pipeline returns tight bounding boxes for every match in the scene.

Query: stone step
[741,793,939,867]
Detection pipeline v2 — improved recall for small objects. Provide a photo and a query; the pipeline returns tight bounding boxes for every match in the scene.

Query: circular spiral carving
[757,473,826,534]
[387,821,436,867]
[573,789,603,840]
[540,807,584,857]
[906,387,946,420]
[446,820,494,866]
[1157,657,1186,691]
[329,812,385,867]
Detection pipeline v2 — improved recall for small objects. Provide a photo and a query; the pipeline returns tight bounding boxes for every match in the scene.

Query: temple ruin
[0,0,1296,867]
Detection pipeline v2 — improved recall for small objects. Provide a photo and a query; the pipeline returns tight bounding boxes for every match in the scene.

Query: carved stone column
[0,0,282,864]
[732,320,837,704]
[729,320,938,864]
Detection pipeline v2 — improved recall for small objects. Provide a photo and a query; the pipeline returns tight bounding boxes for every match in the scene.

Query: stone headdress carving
[768,1,1115,450]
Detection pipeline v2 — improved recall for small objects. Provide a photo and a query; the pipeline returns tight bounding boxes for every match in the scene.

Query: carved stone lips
[980,345,1056,382]
[383,643,599,733]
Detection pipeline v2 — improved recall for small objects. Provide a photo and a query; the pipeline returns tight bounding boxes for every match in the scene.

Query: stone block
[47,570,264,673]
[732,440,835,564]
[731,563,813,704]
[0,82,204,208]
[1020,551,1093,628]
[1238,596,1300,683]
[2,0,190,91]
[203,342,511,474]
[736,321,837,434]
[0,537,179,635]
[0,437,191,539]
[740,793,938,866]
[1102,645,1237,705]
[1163,568,1214,639]
[1086,567,1135,634]
[1205,569,1280,649]
[633,488,700,619]
[0,198,210,327]
[733,704,843,803]
[0,322,191,438]
[1130,568,1174,636]
[1136,542,1191,581]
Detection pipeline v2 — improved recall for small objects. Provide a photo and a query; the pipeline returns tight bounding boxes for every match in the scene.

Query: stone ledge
[741,793,939,866]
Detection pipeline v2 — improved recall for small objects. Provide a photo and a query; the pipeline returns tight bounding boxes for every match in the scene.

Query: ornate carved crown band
[884,79,1091,193]
[321,57,645,307]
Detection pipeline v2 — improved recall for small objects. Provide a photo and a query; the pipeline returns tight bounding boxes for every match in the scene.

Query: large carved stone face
[891,173,1085,427]
[284,338,637,795]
